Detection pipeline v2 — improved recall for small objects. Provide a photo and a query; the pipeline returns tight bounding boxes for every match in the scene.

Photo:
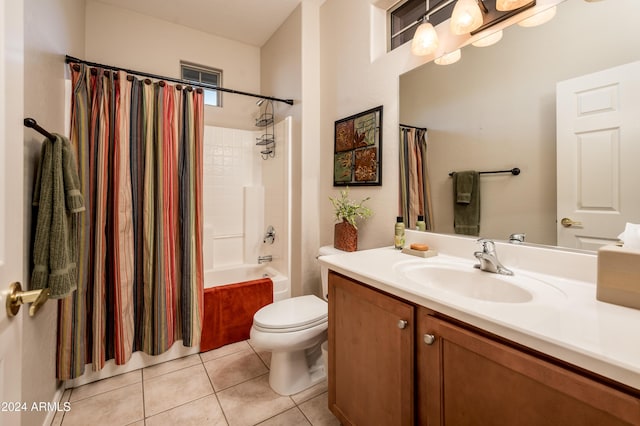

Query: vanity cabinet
[329,271,640,426]
[416,308,640,425]
[328,271,414,425]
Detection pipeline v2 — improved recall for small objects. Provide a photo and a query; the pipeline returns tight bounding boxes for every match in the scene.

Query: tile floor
[51,340,340,426]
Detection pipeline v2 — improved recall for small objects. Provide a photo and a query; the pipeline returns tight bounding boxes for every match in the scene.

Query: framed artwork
[333,105,383,186]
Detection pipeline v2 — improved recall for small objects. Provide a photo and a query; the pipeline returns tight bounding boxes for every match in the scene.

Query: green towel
[453,171,480,236]
[456,171,474,204]
[31,134,85,299]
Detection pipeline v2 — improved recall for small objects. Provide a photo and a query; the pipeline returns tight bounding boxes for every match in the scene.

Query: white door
[0,1,24,425]
[556,61,640,250]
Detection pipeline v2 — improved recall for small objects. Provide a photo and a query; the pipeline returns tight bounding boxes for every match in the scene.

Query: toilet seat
[254,295,327,333]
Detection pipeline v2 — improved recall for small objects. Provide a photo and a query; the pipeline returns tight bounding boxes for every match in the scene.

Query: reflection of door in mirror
[556,61,640,250]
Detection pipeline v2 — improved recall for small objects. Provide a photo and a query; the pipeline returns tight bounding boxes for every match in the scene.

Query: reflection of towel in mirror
[453,171,480,236]
[31,134,85,299]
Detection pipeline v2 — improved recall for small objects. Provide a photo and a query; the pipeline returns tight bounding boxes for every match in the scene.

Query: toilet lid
[254,295,328,331]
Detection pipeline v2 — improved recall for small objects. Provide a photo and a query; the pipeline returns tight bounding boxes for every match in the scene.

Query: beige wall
[84,0,261,130]
[23,0,86,424]
[261,1,324,298]
[400,0,640,245]
[319,0,424,251]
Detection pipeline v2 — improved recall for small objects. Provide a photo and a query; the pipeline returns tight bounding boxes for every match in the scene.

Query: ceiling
[95,0,302,47]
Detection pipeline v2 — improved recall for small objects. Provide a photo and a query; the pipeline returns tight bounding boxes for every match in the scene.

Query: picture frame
[333,105,383,186]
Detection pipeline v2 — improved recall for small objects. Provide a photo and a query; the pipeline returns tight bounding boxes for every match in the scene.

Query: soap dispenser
[395,216,405,249]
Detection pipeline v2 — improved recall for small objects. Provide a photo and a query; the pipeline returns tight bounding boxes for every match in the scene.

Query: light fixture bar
[470,0,536,35]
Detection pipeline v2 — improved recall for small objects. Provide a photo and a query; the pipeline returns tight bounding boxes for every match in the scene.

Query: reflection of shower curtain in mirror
[57,63,204,380]
[399,127,433,230]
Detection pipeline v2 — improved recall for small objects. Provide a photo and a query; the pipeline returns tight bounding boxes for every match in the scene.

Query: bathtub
[204,264,290,301]
[65,263,289,389]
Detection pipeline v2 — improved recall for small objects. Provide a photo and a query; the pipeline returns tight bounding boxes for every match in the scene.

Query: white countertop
[319,236,640,390]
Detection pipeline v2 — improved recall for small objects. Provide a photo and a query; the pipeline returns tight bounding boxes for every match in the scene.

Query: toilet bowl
[249,245,344,395]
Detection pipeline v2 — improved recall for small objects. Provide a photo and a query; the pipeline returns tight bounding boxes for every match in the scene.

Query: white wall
[84,1,261,130]
[23,0,86,424]
[400,0,640,246]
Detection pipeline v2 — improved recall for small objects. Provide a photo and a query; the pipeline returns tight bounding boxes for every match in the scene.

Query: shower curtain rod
[65,55,294,106]
[400,123,427,131]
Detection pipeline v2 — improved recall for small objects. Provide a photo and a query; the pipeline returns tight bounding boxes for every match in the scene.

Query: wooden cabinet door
[417,308,640,426]
[328,271,414,426]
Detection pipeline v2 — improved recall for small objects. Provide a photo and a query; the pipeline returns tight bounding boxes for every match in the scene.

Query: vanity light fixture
[435,49,462,65]
[517,5,556,27]
[411,0,440,56]
[472,29,503,47]
[411,20,440,56]
[409,0,537,58]
[450,0,484,35]
[496,0,532,11]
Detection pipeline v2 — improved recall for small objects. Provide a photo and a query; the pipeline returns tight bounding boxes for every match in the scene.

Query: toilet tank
[318,245,346,301]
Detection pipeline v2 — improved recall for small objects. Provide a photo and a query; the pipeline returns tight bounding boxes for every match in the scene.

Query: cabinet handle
[423,334,436,345]
[397,320,408,329]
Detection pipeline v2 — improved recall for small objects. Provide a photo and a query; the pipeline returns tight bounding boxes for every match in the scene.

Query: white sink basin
[395,261,565,303]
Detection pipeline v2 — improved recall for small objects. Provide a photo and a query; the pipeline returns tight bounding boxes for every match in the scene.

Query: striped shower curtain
[58,63,204,380]
[399,126,433,230]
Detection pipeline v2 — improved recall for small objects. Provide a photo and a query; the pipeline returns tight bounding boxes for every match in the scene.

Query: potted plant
[329,187,373,252]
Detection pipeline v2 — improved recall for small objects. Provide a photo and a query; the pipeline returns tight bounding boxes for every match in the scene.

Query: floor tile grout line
[254,406,309,426]
[55,389,70,426]
[140,367,147,422]
[141,354,204,381]
[247,342,270,370]
[213,371,271,394]
[200,356,231,426]
[66,371,143,404]
[142,393,218,422]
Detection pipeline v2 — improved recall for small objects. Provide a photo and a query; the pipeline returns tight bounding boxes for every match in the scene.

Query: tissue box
[597,245,640,310]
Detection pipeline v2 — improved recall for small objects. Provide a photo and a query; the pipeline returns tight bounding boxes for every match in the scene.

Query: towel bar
[5,282,49,318]
[448,167,520,177]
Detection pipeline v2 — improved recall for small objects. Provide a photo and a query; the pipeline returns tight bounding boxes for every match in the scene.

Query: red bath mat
[200,277,273,352]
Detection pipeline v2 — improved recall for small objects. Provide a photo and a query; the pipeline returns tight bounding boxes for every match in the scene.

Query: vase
[334,219,357,252]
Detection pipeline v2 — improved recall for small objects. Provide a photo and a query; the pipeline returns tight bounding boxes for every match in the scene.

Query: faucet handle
[476,238,495,253]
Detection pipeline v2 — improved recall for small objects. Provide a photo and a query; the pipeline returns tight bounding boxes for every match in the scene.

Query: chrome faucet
[509,233,526,244]
[474,238,513,275]
[258,255,273,264]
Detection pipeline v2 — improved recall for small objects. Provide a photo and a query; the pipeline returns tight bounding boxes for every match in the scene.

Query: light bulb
[411,22,439,56]
[517,6,556,27]
[450,0,484,35]
[434,49,462,65]
[496,0,531,11]
[472,29,503,47]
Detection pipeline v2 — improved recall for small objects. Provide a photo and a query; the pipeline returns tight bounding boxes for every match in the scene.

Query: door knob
[560,218,582,228]
[397,320,408,329]
[5,282,49,318]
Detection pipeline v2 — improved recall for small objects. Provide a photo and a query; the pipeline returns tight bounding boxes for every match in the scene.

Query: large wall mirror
[400,0,640,251]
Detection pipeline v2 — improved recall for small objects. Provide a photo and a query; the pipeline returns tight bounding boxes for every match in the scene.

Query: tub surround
[319,230,640,390]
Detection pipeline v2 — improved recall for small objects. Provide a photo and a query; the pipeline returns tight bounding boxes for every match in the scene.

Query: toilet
[249,245,344,395]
